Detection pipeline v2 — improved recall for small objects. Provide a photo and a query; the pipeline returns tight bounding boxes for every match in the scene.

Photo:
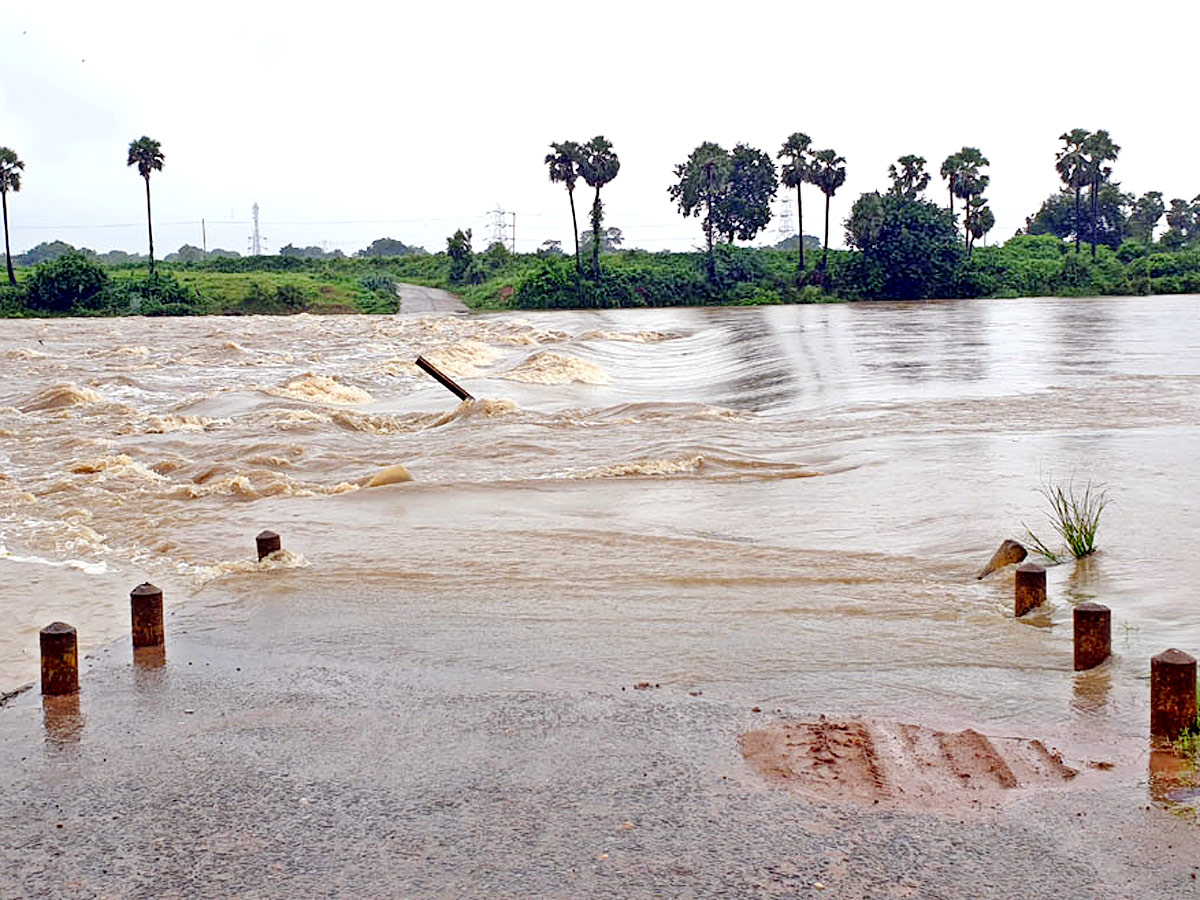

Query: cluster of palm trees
[939,148,992,255]
[777,134,845,275]
[1053,129,1119,257]
[543,136,620,280]
[0,137,165,287]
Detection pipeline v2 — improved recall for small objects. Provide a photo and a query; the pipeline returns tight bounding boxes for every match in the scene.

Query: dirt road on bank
[395,282,469,315]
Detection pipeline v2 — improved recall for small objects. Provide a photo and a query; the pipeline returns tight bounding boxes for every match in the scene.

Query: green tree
[887,155,930,200]
[940,151,965,222]
[126,136,165,275]
[1126,191,1165,245]
[668,141,732,283]
[545,140,583,275]
[446,228,475,284]
[951,147,989,252]
[579,227,623,256]
[25,251,109,312]
[0,147,23,286]
[1028,184,1131,249]
[844,194,962,299]
[778,132,812,272]
[808,148,846,272]
[1081,130,1120,258]
[577,135,620,280]
[16,240,80,266]
[1055,129,1091,253]
[1161,197,1200,248]
[712,144,778,245]
[968,197,995,250]
[356,237,423,257]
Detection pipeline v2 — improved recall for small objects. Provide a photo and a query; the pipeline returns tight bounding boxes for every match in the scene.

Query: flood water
[2,296,1199,761]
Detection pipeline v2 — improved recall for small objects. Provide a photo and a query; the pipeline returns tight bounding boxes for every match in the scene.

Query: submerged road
[1,569,1196,900]
[395,283,469,316]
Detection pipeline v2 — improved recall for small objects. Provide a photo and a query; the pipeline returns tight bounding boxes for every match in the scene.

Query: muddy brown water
[2,296,1199,780]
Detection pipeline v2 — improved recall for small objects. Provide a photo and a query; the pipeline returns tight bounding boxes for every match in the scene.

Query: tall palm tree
[808,149,846,273]
[1082,130,1119,258]
[127,136,165,275]
[1055,129,1091,253]
[888,155,930,199]
[948,147,988,247]
[577,135,620,280]
[545,141,583,276]
[0,147,23,286]
[778,132,811,273]
[940,151,965,222]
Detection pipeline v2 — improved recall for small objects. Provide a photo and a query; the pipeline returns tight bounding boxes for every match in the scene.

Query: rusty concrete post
[40,622,78,695]
[130,582,164,648]
[256,529,281,560]
[1151,649,1197,739]
[1073,602,1111,671]
[1013,562,1046,617]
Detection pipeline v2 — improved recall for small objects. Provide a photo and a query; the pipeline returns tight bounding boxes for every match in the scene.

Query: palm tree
[1055,129,1091,253]
[0,147,23,286]
[577,135,620,280]
[940,151,965,222]
[888,155,930,199]
[1082,130,1119,258]
[778,132,811,273]
[127,136,165,275]
[545,141,583,276]
[808,149,846,273]
[949,147,989,247]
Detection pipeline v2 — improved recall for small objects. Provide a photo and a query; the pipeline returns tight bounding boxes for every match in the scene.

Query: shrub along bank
[3,237,1199,317]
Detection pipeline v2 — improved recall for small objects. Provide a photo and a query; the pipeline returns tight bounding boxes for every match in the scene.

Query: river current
[2,296,1198,759]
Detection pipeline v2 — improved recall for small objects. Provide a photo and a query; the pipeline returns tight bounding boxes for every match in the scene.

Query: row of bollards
[38,531,284,696]
[1012,560,1198,739]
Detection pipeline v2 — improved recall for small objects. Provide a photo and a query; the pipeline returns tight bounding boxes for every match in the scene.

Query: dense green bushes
[4,234,1200,317]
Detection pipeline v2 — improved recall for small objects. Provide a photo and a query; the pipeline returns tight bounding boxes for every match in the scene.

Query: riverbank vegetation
[3,125,1200,316]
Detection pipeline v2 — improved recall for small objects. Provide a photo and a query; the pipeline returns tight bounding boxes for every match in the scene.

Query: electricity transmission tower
[489,205,509,248]
[250,202,263,256]
[777,196,796,243]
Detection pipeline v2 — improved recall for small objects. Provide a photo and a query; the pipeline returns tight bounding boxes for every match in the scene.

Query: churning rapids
[2,296,1199,761]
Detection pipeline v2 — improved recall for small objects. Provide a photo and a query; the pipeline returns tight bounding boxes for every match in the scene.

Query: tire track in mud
[741,716,1081,810]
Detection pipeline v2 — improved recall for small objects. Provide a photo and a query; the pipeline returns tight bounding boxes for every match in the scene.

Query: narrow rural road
[395,282,469,315]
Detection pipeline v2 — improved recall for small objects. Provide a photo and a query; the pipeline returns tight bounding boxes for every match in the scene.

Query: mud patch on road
[741,716,1079,811]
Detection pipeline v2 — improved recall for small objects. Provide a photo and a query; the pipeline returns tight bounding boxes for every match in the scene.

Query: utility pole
[202,218,207,254]
[510,211,516,253]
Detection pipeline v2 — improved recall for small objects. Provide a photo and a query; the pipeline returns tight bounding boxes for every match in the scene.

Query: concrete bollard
[256,529,281,561]
[40,622,79,695]
[130,582,164,648]
[1150,649,1197,739]
[1073,602,1111,671]
[1013,562,1046,617]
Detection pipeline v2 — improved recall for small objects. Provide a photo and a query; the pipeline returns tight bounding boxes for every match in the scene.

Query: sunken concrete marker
[977,539,1027,579]
[256,529,281,561]
[415,355,474,402]
[1073,602,1111,671]
[1150,649,1197,739]
[1013,562,1046,617]
[40,622,78,695]
[130,582,164,649]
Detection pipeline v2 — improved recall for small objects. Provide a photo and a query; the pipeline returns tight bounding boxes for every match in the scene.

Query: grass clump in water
[1023,478,1109,563]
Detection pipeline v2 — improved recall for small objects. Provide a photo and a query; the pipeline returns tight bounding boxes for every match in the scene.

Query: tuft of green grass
[1023,478,1109,562]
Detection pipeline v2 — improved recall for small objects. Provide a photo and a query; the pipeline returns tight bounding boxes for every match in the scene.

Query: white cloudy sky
[2,1,1197,257]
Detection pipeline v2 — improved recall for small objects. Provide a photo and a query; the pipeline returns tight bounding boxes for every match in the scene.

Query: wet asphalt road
[2,572,1198,900]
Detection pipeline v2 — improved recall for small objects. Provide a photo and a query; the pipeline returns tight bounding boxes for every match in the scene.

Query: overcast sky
[3,1,1197,257]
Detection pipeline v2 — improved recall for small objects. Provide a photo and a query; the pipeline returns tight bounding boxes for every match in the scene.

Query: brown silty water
[2,296,1199,796]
